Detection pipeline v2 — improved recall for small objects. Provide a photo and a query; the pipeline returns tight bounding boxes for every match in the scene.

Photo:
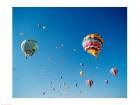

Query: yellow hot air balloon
[82,33,104,58]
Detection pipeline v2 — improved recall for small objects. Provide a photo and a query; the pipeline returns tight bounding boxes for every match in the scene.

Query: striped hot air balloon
[82,33,104,58]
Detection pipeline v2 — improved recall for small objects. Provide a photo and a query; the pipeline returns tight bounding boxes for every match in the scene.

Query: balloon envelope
[21,40,38,58]
[82,33,104,58]
[104,80,109,84]
[80,71,84,77]
[80,63,84,67]
[86,79,93,88]
[110,67,118,76]
[75,83,78,87]
[42,26,47,30]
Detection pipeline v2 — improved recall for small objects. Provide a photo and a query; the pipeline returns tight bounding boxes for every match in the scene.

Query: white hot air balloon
[80,71,84,77]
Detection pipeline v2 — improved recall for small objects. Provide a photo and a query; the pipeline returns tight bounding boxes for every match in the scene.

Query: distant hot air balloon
[52,88,55,91]
[13,68,15,71]
[43,92,45,95]
[75,83,78,87]
[65,84,69,89]
[21,40,38,58]
[63,82,66,86]
[37,24,41,28]
[80,63,84,67]
[19,32,24,36]
[104,80,109,84]
[82,33,104,58]
[60,43,64,47]
[50,81,53,85]
[86,80,93,88]
[73,48,77,52]
[110,67,118,76]
[80,71,84,77]
[96,66,99,69]
[42,25,47,30]
[37,24,47,30]
[59,84,61,88]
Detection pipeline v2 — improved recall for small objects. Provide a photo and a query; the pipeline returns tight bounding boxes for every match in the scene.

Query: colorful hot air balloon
[86,80,93,88]
[110,67,118,76]
[80,71,84,77]
[82,33,104,58]
[21,40,38,58]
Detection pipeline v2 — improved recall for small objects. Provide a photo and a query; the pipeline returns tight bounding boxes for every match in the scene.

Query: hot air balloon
[73,48,77,52]
[37,24,41,28]
[75,83,78,87]
[43,92,46,95]
[52,88,55,91]
[60,43,64,47]
[65,84,69,89]
[42,25,47,30]
[80,63,84,67]
[80,71,84,77]
[86,80,93,88]
[21,40,38,58]
[104,80,109,84]
[37,24,47,30]
[59,84,61,88]
[63,82,66,87]
[82,33,104,58]
[13,67,15,71]
[50,81,53,85]
[19,32,24,36]
[110,67,118,76]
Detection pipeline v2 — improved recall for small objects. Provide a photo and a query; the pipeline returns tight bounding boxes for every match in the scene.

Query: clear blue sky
[13,7,127,98]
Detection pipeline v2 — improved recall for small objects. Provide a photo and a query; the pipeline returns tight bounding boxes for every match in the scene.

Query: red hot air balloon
[86,80,93,88]
[110,67,118,76]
